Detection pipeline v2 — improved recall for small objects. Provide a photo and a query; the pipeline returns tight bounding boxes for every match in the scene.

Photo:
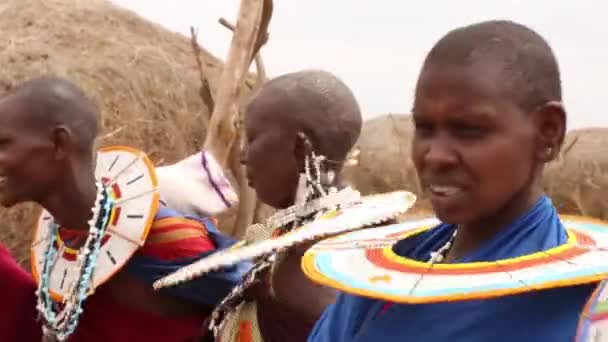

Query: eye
[413,120,434,138]
[452,124,485,139]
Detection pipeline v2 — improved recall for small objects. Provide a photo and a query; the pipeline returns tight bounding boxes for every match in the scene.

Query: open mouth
[0,176,6,187]
[428,185,463,197]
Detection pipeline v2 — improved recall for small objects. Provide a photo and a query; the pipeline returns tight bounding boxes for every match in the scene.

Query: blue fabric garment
[126,205,252,308]
[308,196,596,342]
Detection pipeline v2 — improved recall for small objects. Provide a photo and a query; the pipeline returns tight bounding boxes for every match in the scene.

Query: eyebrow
[446,105,497,123]
[412,105,496,120]
[467,105,497,118]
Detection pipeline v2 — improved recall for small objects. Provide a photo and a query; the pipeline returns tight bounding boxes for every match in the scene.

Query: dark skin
[241,115,301,209]
[0,98,97,228]
[0,94,205,320]
[412,60,565,262]
[240,105,340,323]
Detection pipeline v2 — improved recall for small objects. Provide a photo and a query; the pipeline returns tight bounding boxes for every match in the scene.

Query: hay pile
[344,114,417,194]
[543,127,608,219]
[0,0,256,264]
[344,114,430,213]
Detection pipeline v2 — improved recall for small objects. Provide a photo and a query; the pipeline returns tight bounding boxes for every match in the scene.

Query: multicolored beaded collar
[31,146,159,340]
[303,215,608,304]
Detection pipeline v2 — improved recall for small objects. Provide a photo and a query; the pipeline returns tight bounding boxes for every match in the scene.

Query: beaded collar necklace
[36,182,114,341]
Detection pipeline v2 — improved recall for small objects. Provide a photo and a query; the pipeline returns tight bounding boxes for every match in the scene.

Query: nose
[423,137,458,170]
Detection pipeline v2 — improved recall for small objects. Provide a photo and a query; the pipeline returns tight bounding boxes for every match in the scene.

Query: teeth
[429,185,461,196]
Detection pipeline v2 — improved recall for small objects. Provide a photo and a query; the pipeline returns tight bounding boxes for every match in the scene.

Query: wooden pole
[203,0,265,168]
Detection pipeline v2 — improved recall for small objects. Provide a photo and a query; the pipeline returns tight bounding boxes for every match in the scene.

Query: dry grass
[0,0,256,264]
[344,113,421,196]
[543,127,608,219]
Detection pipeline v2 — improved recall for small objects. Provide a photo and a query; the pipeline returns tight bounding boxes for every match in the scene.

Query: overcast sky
[112,0,607,130]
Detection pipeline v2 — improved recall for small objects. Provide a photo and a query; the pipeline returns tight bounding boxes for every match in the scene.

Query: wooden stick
[203,0,265,168]
[214,0,273,236]
[189,26,215,126]
[218,17,268,86]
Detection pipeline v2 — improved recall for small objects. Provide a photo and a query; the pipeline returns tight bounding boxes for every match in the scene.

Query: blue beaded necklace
[36,182,114,341]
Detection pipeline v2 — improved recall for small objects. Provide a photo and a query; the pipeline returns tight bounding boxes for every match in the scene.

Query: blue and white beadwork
[30,147,160,341]
[36,182,114,341]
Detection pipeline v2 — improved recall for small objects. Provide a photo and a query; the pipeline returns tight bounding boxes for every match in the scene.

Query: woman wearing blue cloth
[305,20,600,341]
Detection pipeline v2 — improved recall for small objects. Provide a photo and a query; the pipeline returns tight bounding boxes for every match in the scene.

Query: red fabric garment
[67,285,205,342]
[0,243,42,342]
[137,215,216,260]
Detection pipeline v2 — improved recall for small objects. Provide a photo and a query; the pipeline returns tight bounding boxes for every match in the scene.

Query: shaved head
[421,20,561,112]
[0,77,100,208]
[242,69,362,207]
[411,20,567,229]
[246,70,362,163]
[4,76,100,155]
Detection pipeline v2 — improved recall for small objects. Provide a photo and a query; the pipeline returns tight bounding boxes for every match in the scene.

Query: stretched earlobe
[534,101,566,162]
[294,132,314,165]
[51,125,71,160]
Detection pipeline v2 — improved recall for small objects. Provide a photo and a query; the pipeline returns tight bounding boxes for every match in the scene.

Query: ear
[532,101,566,162]
[51,125,72,161]
[294,131,314,170]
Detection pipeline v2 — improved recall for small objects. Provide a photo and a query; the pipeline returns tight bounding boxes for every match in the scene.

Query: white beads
[37,182,113,341]
[205,151,341,337]
[428,229,457,264]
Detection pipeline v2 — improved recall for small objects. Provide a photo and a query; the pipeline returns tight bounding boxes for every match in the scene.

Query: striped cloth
[127,205,252,308]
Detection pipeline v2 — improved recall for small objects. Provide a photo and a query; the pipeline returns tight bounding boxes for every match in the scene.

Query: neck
[445,183,544,263]
[40,160,98,231]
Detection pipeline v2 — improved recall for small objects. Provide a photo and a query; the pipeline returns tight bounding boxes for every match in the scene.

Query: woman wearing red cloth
[0,77,249,341]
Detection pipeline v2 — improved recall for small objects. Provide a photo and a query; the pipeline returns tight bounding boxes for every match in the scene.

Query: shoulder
[0,244,35,289]
[0,245,40,341]
[150,205,215,237]
[152,205,217,229]
[308,293,378,341]
[139,205,218,259]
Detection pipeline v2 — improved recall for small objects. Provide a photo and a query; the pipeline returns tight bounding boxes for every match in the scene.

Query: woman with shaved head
[199,69,363,342]
[305,20,599,342]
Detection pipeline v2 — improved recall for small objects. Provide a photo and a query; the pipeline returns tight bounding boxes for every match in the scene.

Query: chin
[431,204,472,225]
[258,193,289,209]
[260,187,296,209]
[271,197,293,210]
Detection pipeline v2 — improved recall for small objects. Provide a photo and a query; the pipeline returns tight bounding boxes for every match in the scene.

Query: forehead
[0,97,29,128]
[416,61,507,106]
[413,61,532,132]
[0,98,48,143]
[245,98,296,136]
